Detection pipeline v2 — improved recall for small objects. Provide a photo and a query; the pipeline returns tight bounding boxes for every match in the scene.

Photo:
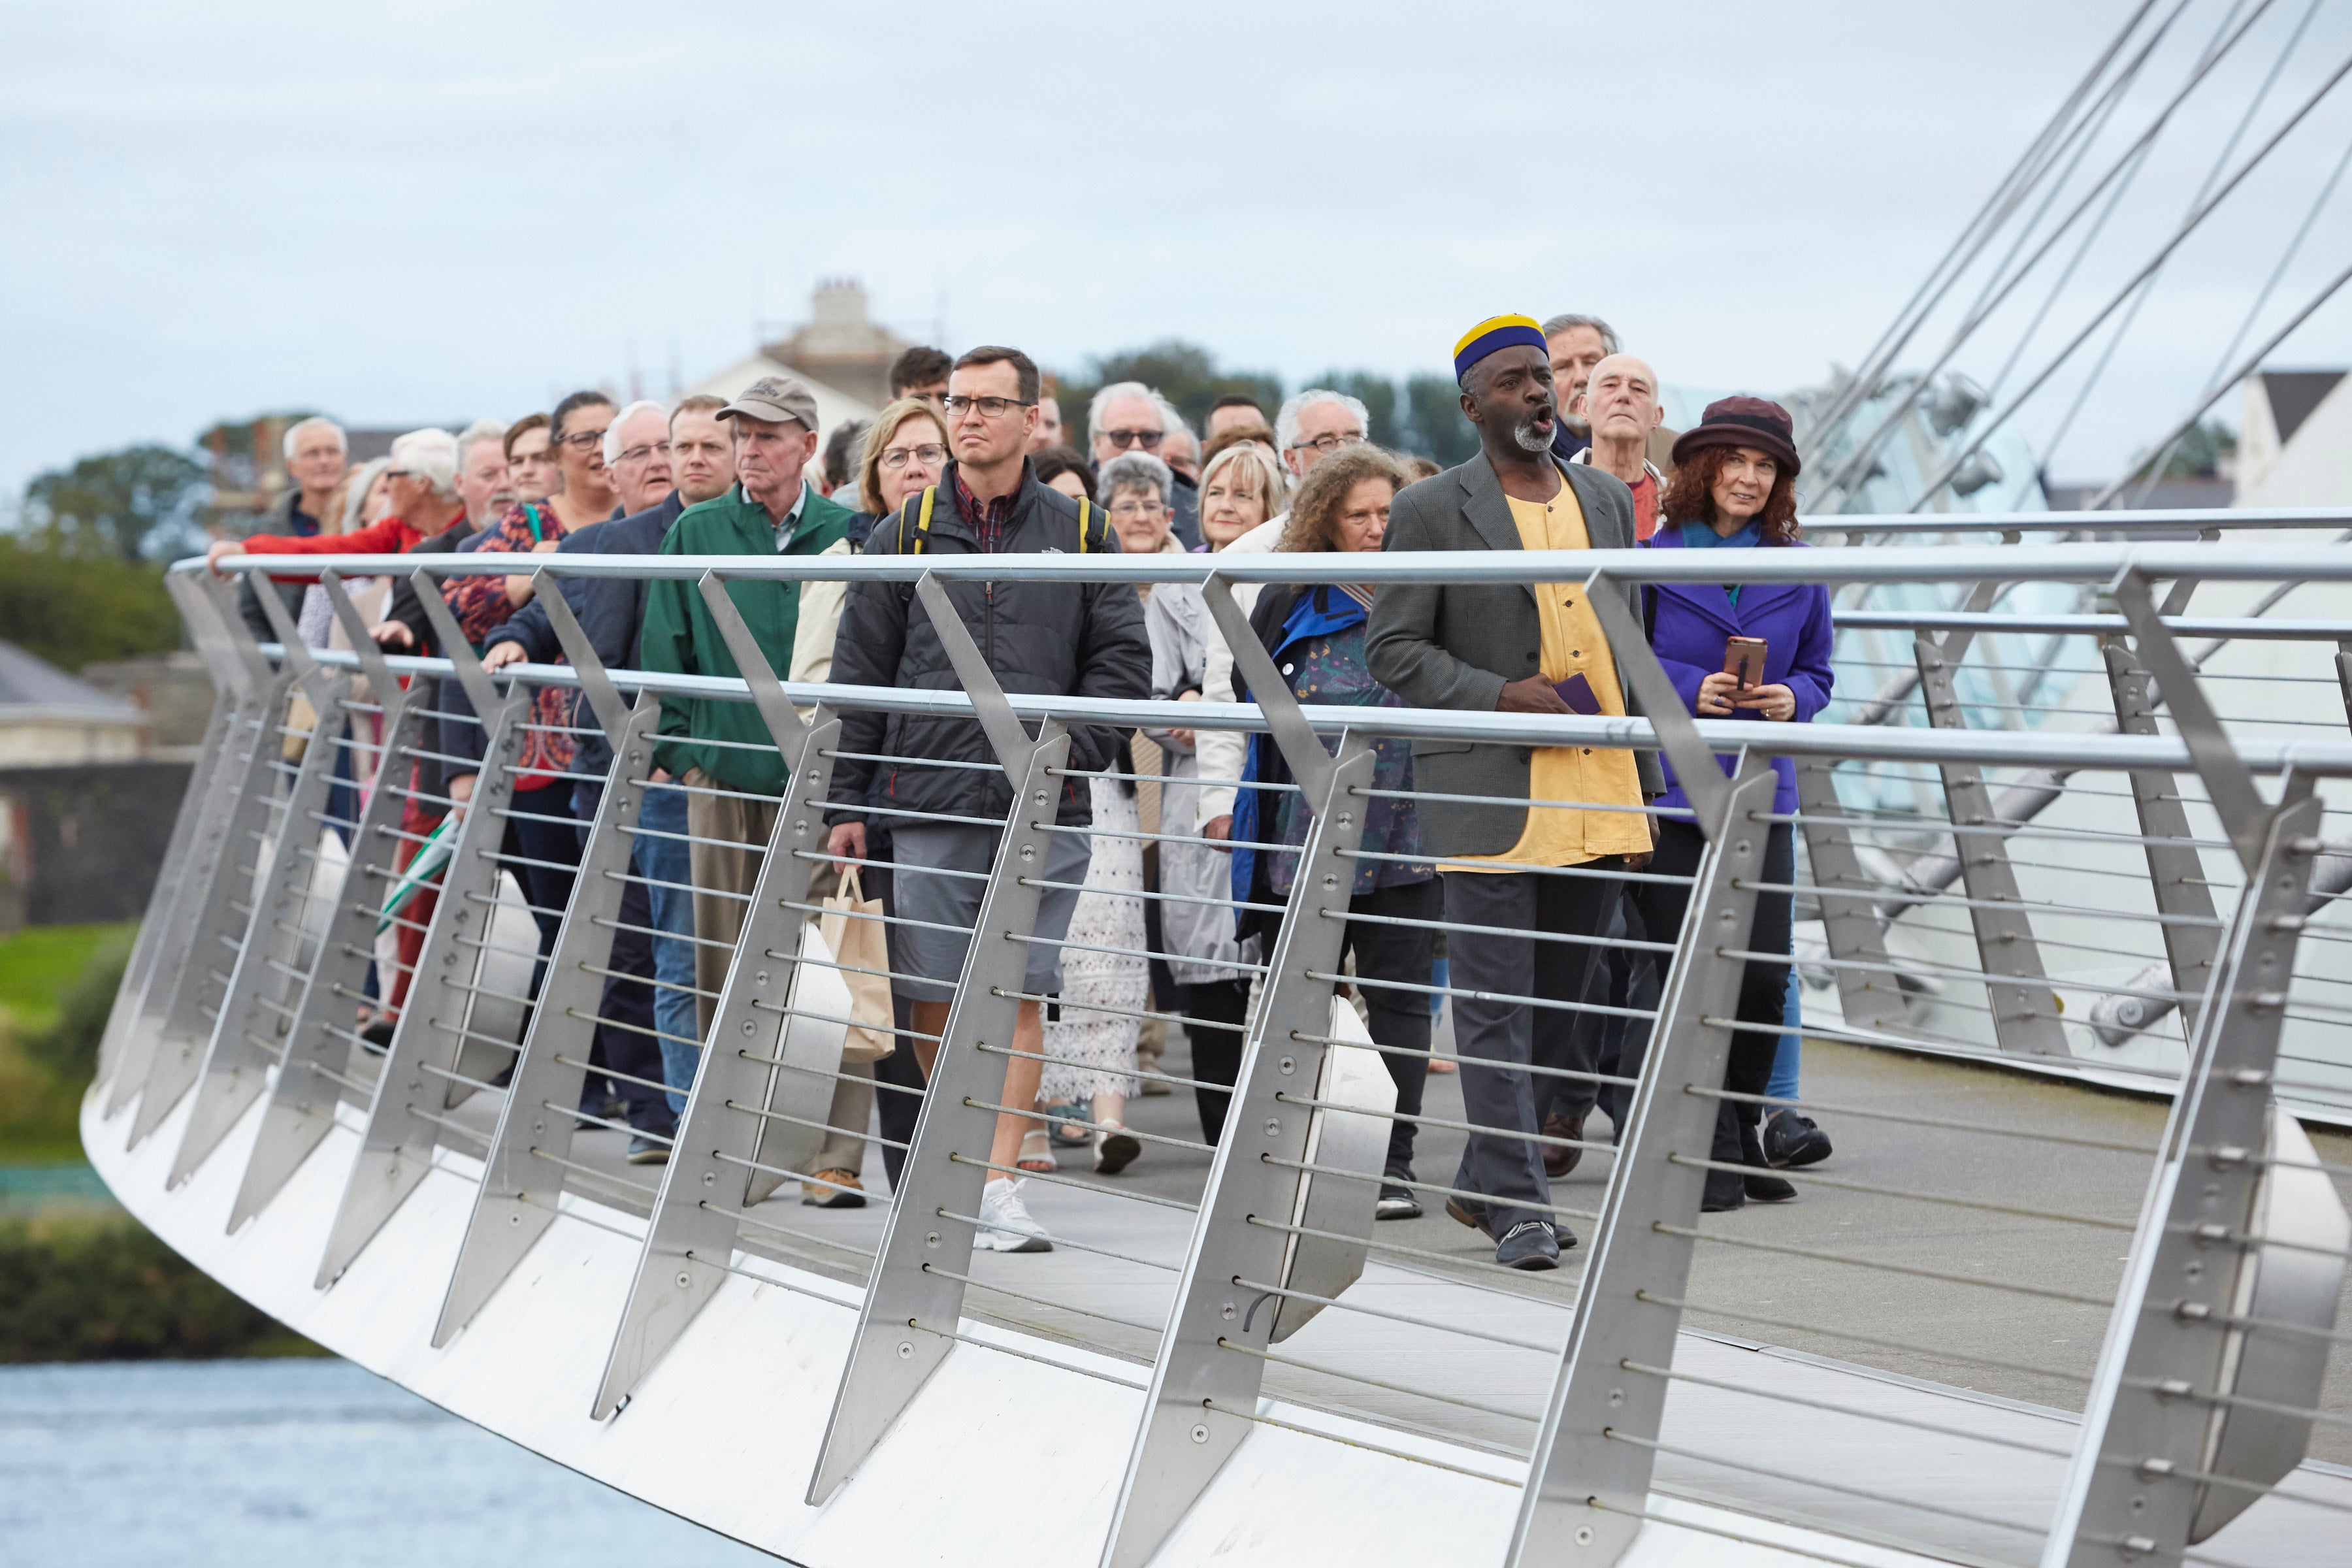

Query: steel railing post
[1913,629,2072,1055]
[311,571,534,1285]
[1793,758,1909,1031]
[95,572,248,1103]
[2097,636,2223,1042]
[227,576,431,1228]
[587,566,855,1410]
[1506,762,1778,1567]
[1098,741,1374,1568]
[166,573,349,1179]
[802,572,1067,1497]
[124,573,305,1142]
[2050,566,2340,1563]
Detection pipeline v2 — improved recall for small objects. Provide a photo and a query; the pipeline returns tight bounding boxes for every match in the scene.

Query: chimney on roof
[762,280,913,409]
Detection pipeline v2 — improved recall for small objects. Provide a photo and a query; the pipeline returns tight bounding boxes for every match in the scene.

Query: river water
[0,1357,772,1566]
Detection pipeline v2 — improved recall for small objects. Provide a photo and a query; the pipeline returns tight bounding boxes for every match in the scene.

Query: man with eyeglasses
[639,377,868,1190]
[825,344,1151,1253]
[1088,380,1201,548]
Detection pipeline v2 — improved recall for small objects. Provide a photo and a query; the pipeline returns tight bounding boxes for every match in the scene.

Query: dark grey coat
[1365,454,1665,857]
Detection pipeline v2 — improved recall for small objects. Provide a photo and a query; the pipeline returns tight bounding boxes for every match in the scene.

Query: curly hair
[1659,444,1801,546]
[1280,446,1408,553]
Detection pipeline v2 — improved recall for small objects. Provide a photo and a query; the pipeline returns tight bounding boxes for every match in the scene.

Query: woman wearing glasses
[849,397,951,547]
[543,389,619,532]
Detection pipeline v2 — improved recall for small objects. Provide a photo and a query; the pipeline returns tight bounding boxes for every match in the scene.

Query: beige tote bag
[816,866,895,1063]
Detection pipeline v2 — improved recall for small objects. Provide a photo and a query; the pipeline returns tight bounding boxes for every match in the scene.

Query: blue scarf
[1678,519,1762,604]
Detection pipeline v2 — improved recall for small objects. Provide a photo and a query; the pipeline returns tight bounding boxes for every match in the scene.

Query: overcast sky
[5,0,2348,502]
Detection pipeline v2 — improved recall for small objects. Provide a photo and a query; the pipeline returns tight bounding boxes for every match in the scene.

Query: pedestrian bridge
[88,517,2352,1567]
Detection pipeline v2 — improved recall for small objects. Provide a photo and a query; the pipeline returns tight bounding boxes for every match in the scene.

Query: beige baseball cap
[718,375,819,431]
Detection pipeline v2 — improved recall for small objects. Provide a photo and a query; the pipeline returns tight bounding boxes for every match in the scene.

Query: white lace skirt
[1040,777,1147,1104]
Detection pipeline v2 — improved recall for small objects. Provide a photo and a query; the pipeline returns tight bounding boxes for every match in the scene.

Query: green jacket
[638,482,856,795]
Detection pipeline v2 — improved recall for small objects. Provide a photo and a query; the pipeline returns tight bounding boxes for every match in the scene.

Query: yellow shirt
[1454,481,1651,870]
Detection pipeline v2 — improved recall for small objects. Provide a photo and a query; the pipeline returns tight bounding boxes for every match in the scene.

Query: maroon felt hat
[1671,395,1801,476]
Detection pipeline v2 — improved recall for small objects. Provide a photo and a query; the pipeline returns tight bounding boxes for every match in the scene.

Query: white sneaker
[974,1177,1053,1254]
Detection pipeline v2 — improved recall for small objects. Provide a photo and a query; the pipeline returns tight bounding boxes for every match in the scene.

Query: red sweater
[238,514,452,581]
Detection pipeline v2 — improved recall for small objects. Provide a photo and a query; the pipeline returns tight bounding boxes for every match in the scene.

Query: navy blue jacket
[481,489,685,781]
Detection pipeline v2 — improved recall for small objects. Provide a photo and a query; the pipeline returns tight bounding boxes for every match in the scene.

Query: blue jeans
[1767,969,1803,1104]
[635,783,701,1116]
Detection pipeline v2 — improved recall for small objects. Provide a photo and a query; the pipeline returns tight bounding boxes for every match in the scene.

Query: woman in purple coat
[1628,397,1833,1212]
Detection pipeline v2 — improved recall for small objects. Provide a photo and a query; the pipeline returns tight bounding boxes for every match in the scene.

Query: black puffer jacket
[825,461,1151,829]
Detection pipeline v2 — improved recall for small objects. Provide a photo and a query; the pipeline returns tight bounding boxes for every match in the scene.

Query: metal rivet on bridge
[676,1271,691,1289]
[1190,1424,1210,1444]
[898,1341,915,1360]
[1264,1119,1281,1137]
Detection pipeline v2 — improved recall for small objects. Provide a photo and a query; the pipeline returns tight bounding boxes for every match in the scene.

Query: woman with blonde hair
[849,397,951,545]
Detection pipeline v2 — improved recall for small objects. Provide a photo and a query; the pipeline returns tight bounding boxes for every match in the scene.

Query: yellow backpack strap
[896,486,938,556]
[1076,496,1090,553]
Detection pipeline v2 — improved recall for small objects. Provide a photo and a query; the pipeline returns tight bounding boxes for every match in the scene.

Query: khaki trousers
[685,771,873,1179]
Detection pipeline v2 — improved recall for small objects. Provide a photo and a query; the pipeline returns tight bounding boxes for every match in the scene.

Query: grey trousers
[1441,862,1626,1239]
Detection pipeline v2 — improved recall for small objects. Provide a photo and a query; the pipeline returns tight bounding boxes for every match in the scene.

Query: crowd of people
[207,312,1836,1271]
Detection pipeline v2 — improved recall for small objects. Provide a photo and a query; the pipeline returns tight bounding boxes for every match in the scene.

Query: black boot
[1740,1120,1797,1203]
[1701,1168,1746,1212]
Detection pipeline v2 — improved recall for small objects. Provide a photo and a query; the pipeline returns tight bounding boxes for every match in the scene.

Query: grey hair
[602,399,669,464]
[388,427,461,500]
[1087,380,1164,442]
[1098,451,1173,505]
[455,417,506,468]
[1539,313,1620,354]
[1152,395,1193,442]
[1274,389,1371,453]
[281,415,347,463]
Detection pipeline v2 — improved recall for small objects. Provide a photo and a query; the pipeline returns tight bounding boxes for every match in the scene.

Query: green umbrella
[378,815,455,933]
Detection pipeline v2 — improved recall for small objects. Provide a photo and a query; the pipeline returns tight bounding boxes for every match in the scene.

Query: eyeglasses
[1100,427,1164,451]
[615,441,671,465]
[382,468,414,480]
[1107,498,1165,519]
[879,444,947,471]
[941,395,1034,419]
[555,428,610,451]
[1288,431,1364,454]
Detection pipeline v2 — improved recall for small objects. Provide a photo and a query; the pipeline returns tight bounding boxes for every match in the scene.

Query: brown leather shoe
[1541,1111,1586,1177]
[802,1169,866,1209]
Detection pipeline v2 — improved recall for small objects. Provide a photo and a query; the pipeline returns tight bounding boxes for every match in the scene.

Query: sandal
[1093,1120,1141,1175]
[1017,1128,1057,1173]
[1045,1101,1091,1147]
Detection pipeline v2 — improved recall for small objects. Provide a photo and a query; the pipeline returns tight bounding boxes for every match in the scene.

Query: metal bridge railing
[91,530,2352,1568]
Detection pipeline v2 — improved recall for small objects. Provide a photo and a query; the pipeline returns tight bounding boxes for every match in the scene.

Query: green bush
[0,1213,321,1362]
[0,539,183,672]
[21,927,132,1082]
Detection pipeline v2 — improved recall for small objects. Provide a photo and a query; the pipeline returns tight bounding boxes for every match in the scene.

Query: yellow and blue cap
[1452,314,1548,382]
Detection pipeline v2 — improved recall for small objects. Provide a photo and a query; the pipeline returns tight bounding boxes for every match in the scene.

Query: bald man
[1571,353,1671,542]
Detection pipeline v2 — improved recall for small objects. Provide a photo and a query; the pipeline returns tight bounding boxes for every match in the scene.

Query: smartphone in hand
[1724,636,1768,687]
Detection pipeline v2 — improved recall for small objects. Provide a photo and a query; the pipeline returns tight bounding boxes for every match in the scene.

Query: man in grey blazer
[1367,315,1664,1270]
